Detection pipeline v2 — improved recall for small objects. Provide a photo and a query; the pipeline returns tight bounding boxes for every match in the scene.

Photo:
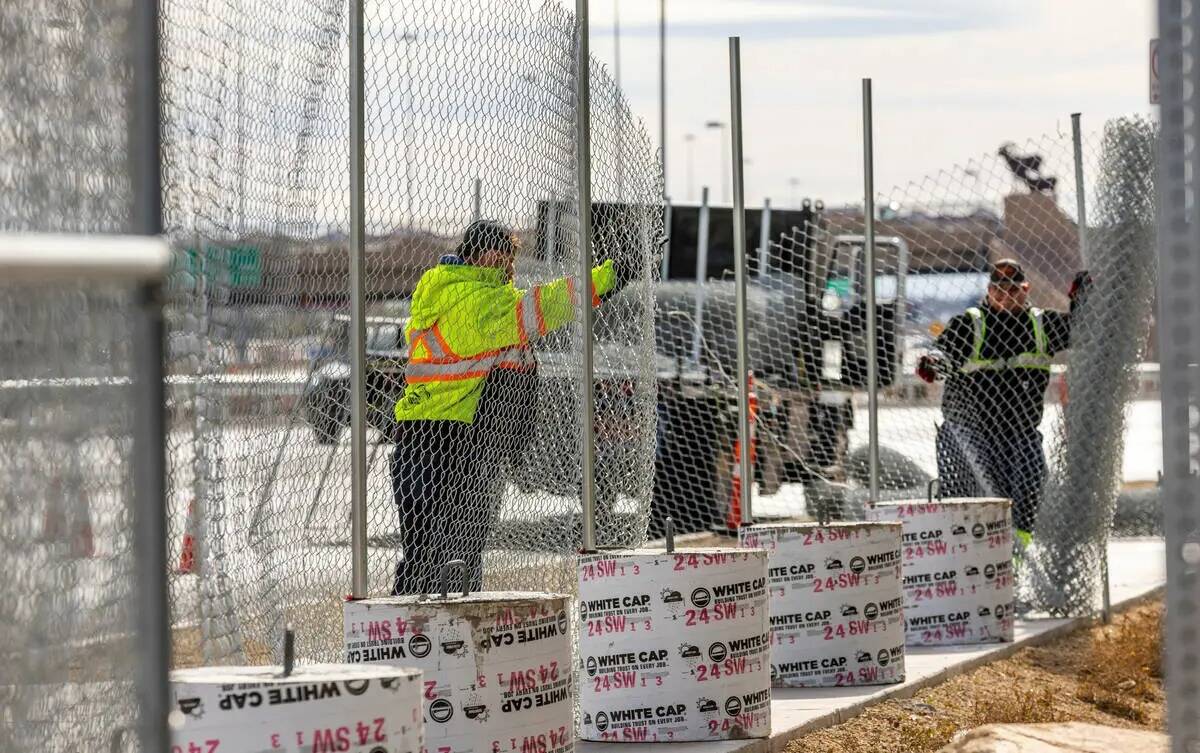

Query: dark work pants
[935,420,1047,533]
[390,421,498,595]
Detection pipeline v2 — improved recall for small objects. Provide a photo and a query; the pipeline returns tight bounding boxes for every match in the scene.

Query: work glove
[1068,270,1092,312]
[916,354,944,384]
[591,259,616,301]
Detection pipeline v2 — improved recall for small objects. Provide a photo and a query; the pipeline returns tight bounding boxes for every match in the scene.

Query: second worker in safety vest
[916,259,1090,549]
[390,219,625,595]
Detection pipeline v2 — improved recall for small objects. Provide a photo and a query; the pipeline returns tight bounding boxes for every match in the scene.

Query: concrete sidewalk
[578,538,1165,753]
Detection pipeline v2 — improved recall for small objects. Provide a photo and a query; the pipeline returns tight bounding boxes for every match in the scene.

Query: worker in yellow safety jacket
[390,219,625,594]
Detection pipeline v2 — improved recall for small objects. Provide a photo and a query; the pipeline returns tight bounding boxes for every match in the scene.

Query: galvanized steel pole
[349,0,369,598]
[1071,111,1108,621]
[758,197,771,279]
[577,0,598,551]
[659,0,667,197]
[1071,113,1089,267]
[130,2,169,749]
[691,186,710,365]
[730,37,752,526]
[862,78,880,504]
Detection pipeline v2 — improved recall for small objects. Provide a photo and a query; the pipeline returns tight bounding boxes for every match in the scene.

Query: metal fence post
[758,197,771,279]
[349,0,369,598]
[131,1,169,748]
[473,178,482,222]
[1071,111,1110,623]
[1156,2,1200,750]
[1071,113,1090,267]
[862,79,880,504]
[660,200,672,279]
[691,186,710,365]
[576,0,598,552]
[729,37,752,527]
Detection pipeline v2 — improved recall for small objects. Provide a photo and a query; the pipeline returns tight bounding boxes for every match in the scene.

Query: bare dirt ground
[786,599,1165,753]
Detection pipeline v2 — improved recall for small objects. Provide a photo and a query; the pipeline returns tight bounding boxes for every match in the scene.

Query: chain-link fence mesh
[0,4,170,750]
[0,281,143,752]
[657,115,1159,617]
[160,0,663,666]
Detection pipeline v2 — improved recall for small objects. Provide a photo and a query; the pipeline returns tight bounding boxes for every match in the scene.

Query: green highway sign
[178,246,263,288]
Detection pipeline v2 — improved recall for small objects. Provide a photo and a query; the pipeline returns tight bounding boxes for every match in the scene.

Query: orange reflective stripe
[405,344,535,382]
[516,299,529,346]
[407,331,429,360]
[430,324,458,359]
[565,277,600,308]
[518,296,541,344]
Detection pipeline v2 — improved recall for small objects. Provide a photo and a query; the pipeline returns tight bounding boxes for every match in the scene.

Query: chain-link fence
[160,0,664,666]
[1,1,172,749]
[657,114,1159,617]
[0,260,165,752]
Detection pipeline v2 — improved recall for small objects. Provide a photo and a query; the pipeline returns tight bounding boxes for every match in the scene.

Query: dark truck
[302,314,408,443]
[543,199,909,534]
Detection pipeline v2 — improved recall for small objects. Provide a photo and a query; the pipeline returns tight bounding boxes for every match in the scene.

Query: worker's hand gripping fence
[659,116,1158,618]
[159,0,664,665]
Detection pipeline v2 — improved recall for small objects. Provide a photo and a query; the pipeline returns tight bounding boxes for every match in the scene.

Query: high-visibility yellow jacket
[395,258,616,424]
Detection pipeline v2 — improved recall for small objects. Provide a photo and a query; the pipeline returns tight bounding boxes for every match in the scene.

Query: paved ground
[577,538,1165,753]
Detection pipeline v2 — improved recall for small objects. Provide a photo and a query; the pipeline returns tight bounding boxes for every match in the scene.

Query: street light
[397,32,418,230]
[705,120,729,203]
[684,133,696,202]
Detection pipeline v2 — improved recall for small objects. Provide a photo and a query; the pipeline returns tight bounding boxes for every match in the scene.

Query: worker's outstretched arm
[917,313,975,380]
[473,260,616,348]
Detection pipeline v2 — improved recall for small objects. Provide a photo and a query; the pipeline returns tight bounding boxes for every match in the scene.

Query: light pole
[684,133,696,202]
[397,32,418,229]
[614,0,623,200]
[705,120,729,203]
[659,0,667,198]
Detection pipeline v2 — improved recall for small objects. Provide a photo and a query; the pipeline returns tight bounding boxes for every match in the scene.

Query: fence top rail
[0,233,171,282]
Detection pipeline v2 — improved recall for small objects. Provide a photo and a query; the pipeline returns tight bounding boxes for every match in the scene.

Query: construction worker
[916,259,1090,552]
[390,219,625,595]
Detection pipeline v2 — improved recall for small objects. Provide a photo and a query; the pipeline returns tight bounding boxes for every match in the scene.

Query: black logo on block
[345,680,369,696]
[849,556,866,574]
[595,711,610,732]
[725,696,743,717]
[708,642,728,662]
[429,698,454,724]
[691,588,712,608]
[409,634,432,658]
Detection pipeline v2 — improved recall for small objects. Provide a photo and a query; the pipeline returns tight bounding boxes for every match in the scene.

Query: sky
[584,0,1156,207]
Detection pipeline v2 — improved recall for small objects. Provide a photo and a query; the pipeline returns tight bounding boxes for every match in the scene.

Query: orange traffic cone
[726,373,759,530]
[176,498,200,575]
